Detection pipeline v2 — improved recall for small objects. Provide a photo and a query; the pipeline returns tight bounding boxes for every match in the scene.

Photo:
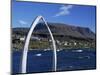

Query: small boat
[44,48,51,51]
[77,49,83,52]
[57,48,63,52]
[72,49,83,52]
[57,49,60,52]
[35,53,42,56]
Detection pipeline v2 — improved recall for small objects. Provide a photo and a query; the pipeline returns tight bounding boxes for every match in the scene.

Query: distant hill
[12,22,95,40]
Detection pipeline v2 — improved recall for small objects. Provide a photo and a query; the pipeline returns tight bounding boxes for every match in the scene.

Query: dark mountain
[12,22,95,40]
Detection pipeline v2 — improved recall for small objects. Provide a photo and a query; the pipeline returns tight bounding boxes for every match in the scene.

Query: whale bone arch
[21,16,57,73]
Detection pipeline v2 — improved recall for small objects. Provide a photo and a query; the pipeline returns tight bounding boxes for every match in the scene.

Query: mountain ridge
[12,22,95,40]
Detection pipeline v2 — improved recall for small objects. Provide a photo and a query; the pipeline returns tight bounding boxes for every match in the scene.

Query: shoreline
[12,48,96,52]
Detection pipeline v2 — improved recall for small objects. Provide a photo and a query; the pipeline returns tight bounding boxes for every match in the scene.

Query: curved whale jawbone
[21,16,57,73]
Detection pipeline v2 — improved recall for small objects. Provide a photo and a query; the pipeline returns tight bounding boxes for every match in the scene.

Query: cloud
[54,5,73,17]
[19,20,27,25]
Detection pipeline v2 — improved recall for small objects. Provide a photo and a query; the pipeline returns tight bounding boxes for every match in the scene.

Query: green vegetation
[12,38,96,51]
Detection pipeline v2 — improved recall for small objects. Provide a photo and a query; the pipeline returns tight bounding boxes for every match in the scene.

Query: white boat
[44,48,51,51]
[57,48,63,52]
[77,49,83,52]
[57,49,60,52]
[72,49,83,52]
[35,53,42,56]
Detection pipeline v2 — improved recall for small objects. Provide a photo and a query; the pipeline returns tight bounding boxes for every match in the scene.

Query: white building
[20,36,25,41]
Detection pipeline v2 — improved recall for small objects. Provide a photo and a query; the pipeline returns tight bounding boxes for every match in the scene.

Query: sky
[12,0,96,33]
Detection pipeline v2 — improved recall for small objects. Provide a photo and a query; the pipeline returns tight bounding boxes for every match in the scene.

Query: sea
[12,48,96,74]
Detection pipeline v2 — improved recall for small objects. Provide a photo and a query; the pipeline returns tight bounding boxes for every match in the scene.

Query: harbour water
[12,48,96,74]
